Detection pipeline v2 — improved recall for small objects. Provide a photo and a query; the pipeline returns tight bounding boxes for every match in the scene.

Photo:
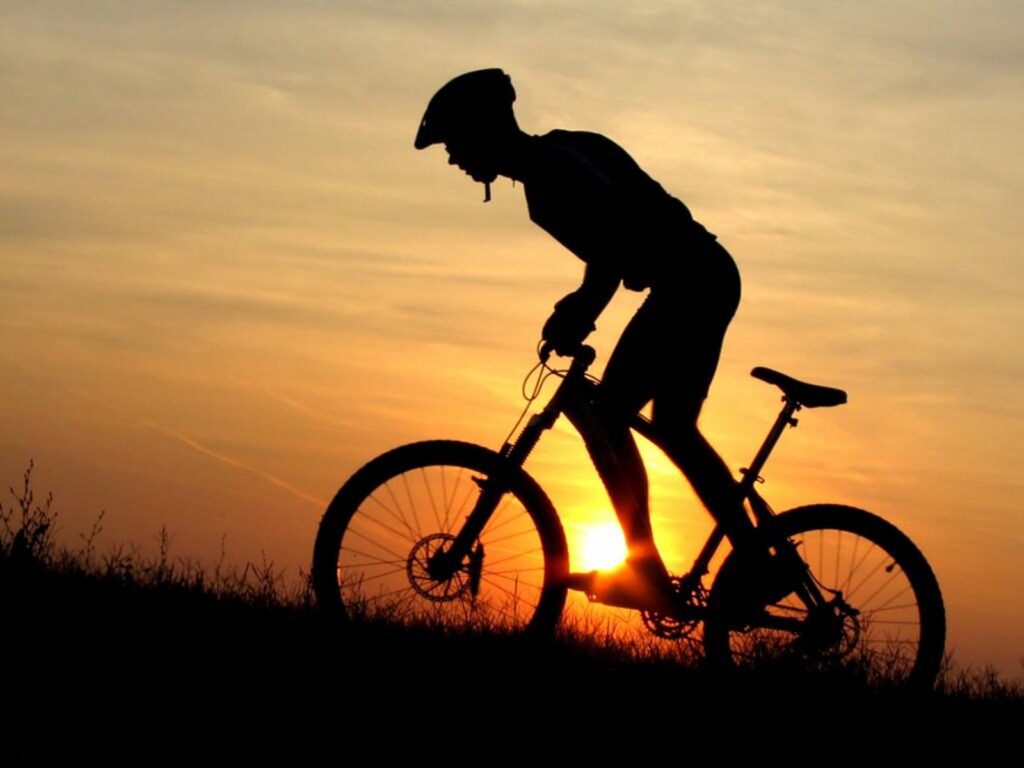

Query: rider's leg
[560,302,674,611]
[588,293,667,571]
[647,244,761,553]
[582,407,667,566]
[653,398,759,553]
[658,389,804,611]
[566,390,677,610]
[559,292,677,610]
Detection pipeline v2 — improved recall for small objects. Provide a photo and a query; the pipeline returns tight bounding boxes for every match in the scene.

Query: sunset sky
[2,1,1022,676]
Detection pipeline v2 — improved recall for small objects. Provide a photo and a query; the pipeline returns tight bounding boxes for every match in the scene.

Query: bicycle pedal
[568,568,678,614]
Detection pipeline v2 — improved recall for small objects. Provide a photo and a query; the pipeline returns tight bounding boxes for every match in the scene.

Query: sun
[576,523,627,571]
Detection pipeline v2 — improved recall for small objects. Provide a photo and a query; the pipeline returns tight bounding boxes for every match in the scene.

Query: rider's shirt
[522,130,721,290]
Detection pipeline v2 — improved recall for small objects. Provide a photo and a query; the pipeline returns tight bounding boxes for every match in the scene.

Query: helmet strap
[483,181,491,203]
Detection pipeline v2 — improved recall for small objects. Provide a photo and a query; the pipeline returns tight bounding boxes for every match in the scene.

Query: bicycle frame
[431,346,828,623]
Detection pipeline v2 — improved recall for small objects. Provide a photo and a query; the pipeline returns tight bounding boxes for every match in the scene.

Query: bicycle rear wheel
[312,440,569,634]
[703,505,945,690]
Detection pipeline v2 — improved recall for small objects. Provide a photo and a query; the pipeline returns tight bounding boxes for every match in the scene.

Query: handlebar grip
[576,344,597,367]
[538,342,596,368]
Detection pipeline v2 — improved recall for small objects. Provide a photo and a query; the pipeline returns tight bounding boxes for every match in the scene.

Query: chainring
[641,575,708,640]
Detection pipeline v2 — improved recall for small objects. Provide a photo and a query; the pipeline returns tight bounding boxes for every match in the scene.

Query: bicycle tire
[703,505,946,690]
[312,440,569,635]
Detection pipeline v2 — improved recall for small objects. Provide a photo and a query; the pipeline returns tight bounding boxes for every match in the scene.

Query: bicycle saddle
[751,367,847,408]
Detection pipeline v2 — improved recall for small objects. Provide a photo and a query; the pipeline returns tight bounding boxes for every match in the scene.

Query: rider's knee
[667,425,705,460]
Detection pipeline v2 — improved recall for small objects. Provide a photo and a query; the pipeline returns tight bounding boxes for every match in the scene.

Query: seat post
[738,398,801,496]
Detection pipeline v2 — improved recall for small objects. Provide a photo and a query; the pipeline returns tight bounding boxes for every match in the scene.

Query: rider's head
[414,69,519,198]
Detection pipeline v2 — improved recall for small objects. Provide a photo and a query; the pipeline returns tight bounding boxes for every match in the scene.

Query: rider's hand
[541,292,596,356]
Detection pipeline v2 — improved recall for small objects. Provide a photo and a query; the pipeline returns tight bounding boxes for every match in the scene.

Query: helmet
[414,68,516,150]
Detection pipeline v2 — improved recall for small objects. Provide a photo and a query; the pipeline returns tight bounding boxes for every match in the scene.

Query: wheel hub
[407,534,486,603]
[407,533,470,602]
[799,595,861,659]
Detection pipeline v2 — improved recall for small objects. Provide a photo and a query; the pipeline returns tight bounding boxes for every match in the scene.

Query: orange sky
[2,2,1022,677]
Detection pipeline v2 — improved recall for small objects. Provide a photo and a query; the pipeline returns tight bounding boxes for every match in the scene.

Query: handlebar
[539,342,597,370]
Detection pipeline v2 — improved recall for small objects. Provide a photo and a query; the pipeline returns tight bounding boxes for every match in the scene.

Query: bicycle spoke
[340,547,406,566]
[380,481,420,541]
[481,495,519,535]
[399,471,425,540]
[859,573,911,611]
[833,529,842,591]
[360,500,419,546]
[481,572,544,592]
[483,549,544,569]
[862,601,919,613]
[343,525,408,562]
[479,575,539,607]
[486,565,546,575]
[484,527,543,547]
[342,565,408,584]
[863,619,921,626]
[843,532,862,594]
[450,473,479,529]
[841,541,881,599]
[439,465,450,530]
[420,467,444,533]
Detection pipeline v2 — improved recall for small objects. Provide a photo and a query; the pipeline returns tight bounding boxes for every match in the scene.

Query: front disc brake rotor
[407,533,470,602]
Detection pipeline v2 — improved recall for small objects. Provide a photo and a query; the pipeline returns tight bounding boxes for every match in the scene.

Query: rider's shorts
[601,240,741,426]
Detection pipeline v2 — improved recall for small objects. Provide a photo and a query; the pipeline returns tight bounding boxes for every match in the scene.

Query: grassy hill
[3,464,1020,760]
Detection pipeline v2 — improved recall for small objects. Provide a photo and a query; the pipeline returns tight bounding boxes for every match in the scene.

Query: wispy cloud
[141,420,326,507]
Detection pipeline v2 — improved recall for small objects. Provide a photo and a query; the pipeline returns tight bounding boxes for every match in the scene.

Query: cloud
[141,419,326,507]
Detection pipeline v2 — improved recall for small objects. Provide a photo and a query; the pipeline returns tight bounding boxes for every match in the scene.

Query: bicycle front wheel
[703,505,946,690]
[312,440,569,634]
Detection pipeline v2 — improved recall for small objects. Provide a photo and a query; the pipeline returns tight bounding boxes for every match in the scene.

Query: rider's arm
[568,263,620,323]
[543,264,620,354]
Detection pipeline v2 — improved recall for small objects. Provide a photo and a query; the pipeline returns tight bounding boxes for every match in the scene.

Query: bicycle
[312,345,946,689]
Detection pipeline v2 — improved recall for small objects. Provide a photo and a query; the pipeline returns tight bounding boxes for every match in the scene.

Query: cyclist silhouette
[415,69,755,612]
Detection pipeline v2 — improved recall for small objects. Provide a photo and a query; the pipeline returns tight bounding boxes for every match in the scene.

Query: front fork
[425,391,563,585]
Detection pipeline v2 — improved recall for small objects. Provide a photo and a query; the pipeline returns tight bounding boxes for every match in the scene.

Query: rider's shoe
[566,556,678,615]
